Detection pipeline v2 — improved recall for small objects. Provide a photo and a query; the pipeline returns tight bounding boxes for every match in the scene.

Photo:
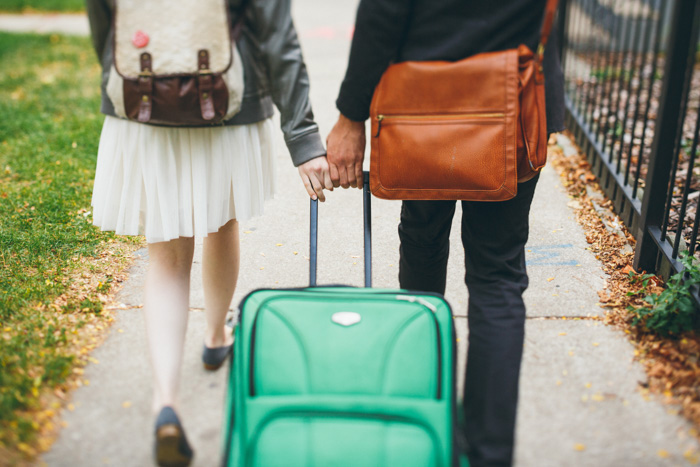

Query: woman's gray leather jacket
[86,0,325,166]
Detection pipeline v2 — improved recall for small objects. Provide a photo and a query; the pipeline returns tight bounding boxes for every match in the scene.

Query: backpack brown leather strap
[138,52,153,122]
[198,49,216,120]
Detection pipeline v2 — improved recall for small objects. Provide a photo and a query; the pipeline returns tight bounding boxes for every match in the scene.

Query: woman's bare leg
[143,236,195,412]
[202,218,239,348]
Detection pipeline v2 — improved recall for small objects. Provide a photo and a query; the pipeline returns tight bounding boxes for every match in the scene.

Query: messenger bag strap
[536,0,560,66]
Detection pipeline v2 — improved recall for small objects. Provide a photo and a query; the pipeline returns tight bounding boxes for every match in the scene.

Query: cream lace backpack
[106,0,246,126]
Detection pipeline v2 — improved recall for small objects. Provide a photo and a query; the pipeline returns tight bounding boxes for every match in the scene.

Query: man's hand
[326,114,366,189]
[298,156,333,202]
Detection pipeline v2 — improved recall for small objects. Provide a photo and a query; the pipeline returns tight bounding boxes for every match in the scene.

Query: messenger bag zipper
[374,112,505,137]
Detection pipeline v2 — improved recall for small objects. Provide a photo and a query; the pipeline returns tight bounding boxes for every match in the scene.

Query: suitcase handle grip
[310,171,372,288]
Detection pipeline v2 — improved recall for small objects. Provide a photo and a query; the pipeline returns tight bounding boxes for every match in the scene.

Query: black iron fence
[558,0,700,279]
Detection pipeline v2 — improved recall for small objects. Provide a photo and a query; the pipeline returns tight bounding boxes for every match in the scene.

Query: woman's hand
[298,156,333,202]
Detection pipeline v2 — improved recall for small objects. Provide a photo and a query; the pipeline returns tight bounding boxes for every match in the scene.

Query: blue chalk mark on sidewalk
[526,244,579,266]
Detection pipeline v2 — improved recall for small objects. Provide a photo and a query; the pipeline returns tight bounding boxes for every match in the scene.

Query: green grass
[0,32,136,454]
[0,0,84,12]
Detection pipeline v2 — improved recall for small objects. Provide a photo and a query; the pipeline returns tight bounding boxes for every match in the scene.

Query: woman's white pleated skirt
[91,116,275,244]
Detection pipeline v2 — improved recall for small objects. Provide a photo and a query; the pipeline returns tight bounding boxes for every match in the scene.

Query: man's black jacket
[336,0,565,134]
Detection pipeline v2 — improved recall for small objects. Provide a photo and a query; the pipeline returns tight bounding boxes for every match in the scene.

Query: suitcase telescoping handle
[309,171,372,288]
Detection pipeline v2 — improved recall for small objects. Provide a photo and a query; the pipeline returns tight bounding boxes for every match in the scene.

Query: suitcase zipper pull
[374,115,384,137]
[396,294,437,312]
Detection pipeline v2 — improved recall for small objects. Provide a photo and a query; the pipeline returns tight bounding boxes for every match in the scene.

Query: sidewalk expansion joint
[527,315,602,321]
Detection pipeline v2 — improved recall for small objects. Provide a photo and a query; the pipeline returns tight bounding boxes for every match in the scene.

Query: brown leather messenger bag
[369,0,560,201]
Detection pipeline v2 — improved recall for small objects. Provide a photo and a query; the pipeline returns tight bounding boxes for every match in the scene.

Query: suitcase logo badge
[331,311,362,327]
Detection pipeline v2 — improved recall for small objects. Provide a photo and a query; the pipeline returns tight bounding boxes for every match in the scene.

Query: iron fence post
[633,0,700,273]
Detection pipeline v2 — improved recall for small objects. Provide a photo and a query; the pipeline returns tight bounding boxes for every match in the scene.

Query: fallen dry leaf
[550,135,700,441]
[684,449,699,464]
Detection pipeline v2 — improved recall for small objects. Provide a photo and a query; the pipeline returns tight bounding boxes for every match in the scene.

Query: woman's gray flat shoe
[154,406,193,467]
[202,343,232,371]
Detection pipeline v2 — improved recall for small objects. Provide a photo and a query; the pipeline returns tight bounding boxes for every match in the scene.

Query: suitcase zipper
[396,294,437,312]
[375,112,505,137]
[395,294,443,399]
[251,411,444,464]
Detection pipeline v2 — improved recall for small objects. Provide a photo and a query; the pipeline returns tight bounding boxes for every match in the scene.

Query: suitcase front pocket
[249,295,442,399]
[251,413,440,467]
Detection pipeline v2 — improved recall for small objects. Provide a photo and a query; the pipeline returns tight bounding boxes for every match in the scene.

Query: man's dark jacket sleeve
[336,0,413,122]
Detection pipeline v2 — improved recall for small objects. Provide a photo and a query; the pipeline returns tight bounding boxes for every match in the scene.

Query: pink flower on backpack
[132,30,149,48]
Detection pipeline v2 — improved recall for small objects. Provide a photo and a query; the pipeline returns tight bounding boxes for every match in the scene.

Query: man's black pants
[398,175,539,467]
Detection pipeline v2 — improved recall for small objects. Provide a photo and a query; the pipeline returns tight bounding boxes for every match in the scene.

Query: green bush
[629,252,700,336]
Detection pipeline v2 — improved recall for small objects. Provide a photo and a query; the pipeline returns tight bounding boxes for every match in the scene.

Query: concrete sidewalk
[0,13,89,36]
[3,4,699,467]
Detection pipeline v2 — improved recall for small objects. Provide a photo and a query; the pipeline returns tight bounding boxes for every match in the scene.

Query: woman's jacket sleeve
[85,0,112,60]
[249,0,325,166]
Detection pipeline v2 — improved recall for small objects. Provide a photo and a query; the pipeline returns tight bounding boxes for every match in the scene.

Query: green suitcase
[222,174,459,466]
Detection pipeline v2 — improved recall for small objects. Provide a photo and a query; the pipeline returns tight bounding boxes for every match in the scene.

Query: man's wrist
[338,113,365,133]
